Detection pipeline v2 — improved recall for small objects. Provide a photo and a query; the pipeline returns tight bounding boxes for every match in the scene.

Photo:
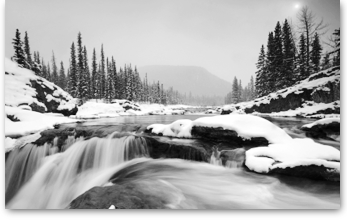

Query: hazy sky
[5,0,340,86]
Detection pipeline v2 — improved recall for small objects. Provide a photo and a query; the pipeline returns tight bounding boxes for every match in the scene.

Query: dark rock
[301,121,340,140]
[268,165,340,182]
[144,136,208,162]
[69,184,166,209]
[28,79,78,116]
[191,126,269,148]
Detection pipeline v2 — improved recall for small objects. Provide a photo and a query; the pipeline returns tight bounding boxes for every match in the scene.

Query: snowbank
[147,114,292,144]
[5,106,79,138]
[245,138,340,173]
[302,117,340,129]
[5,58,77,115]
[75,101,124,119]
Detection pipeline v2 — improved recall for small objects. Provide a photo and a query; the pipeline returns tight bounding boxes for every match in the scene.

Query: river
[5,115,340,209]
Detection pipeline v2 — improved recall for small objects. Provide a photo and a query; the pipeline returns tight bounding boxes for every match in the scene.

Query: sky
[5,0,340,86]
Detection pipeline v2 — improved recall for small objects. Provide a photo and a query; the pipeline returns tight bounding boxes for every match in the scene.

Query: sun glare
[295,3,300,9]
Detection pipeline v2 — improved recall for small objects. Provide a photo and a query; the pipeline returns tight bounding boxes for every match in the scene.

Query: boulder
[301,121,340,140]
[69,184,166,209]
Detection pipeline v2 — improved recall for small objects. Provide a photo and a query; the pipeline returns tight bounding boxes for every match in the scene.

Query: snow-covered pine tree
[51,52,58,84]
[238,80,242,102]
[331,28,340,66]
[12,29,27,68]
[298,33,309,80]
[310,32,322,73]
[23,31,32,69]
[273,22,284,91]
[255,45,267,97]
[69,42,78,97]
[282,19,296,88]
[265,32,276,94]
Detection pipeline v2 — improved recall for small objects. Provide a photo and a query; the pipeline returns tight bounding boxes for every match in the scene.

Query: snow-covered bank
[222,66,340,118]
[5,58,78,116]
[146,114,340,180]
[5,106,80,139]
[73,101,204,119]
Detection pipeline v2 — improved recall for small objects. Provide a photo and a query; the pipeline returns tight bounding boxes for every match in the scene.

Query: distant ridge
[138,65,232,97]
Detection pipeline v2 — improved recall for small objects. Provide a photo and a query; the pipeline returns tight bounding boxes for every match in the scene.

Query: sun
[294,3,301,9]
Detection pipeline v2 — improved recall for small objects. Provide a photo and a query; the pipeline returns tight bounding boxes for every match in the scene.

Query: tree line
[224,76,256,104]
[11,30,192,105]
[255,6,340,98]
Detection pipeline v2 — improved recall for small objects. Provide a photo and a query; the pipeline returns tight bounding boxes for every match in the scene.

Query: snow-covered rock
[5,58,78,116]
[301,118,340,141]
[75,101,124,119]
[222,66,340,117]
[245,138,340,181]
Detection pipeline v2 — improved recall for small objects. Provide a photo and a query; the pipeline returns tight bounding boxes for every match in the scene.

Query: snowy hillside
[222,66,340,118]
[5,58,77,116]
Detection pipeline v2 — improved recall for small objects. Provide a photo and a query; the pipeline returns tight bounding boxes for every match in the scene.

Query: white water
[6,133,149,209]
[5,127,340,209]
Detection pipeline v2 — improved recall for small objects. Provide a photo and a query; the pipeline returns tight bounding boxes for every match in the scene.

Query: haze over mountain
[138,65,232,97]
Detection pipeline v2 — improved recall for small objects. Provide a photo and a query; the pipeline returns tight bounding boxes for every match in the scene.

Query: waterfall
[209,148,245,169]
[6,132,149,209]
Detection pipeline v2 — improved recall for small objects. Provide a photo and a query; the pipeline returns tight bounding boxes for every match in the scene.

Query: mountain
[138,65,232,97]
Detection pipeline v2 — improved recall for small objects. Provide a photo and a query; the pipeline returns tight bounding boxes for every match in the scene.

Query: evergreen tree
[58,61,66,90]
[255,45,267,97]
[282,19,296,88]
[12,29,27,68]
[298,33,309,80]
[41,58,47,79]
[310,32,322,73]
[266,32,276,93]
[100,45,106,98]
[91,48,98,99]
[83,46,90,99]
[51,52,58,84]
[231,77,239,103]
[46,62,51,81]
[69,42,78,97]
[273,22,284,90]
[76,33,88,99]
[331,28,340,66]
[23,31,32,69]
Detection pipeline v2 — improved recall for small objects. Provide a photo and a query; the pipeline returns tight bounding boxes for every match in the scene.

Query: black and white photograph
[3,0,341,210]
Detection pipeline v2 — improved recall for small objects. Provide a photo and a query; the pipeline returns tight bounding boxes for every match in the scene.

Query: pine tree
[310,32,322,73]
[331,28,340,66]
[91,48,98,100]
[231,77,239,103]
[273,22,284,90]
[266,32,276,93]
[41,58,47,79]
[83,46,90,99]
[69,42,78,97]
[58,61,66,90]
[282,19,296,88]
[255,45,267,97]
[298,33,309,80]
[238,80,242,102]
[12,29,27,68]
[47,62,51,81]
[51,52,58,84]
[100,45,106,98]
[250,75,255,99]
[23,31,32,69]
[76,33,88,100]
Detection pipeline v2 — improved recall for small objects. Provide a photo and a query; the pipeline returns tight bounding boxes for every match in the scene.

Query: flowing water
[5,115,340,209]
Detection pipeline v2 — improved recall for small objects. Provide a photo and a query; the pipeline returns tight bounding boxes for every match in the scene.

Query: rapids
[5,115,340,209]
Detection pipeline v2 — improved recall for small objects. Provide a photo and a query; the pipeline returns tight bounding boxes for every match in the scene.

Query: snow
[148,114,292,144]
[75,101,124,119]
[5,106,79,138]
[302,117,340,129]
[5,58,76,112]
[5,137,16,152]
[245,138,340,173]
[109,205,115,209]
[222,66,340,118]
